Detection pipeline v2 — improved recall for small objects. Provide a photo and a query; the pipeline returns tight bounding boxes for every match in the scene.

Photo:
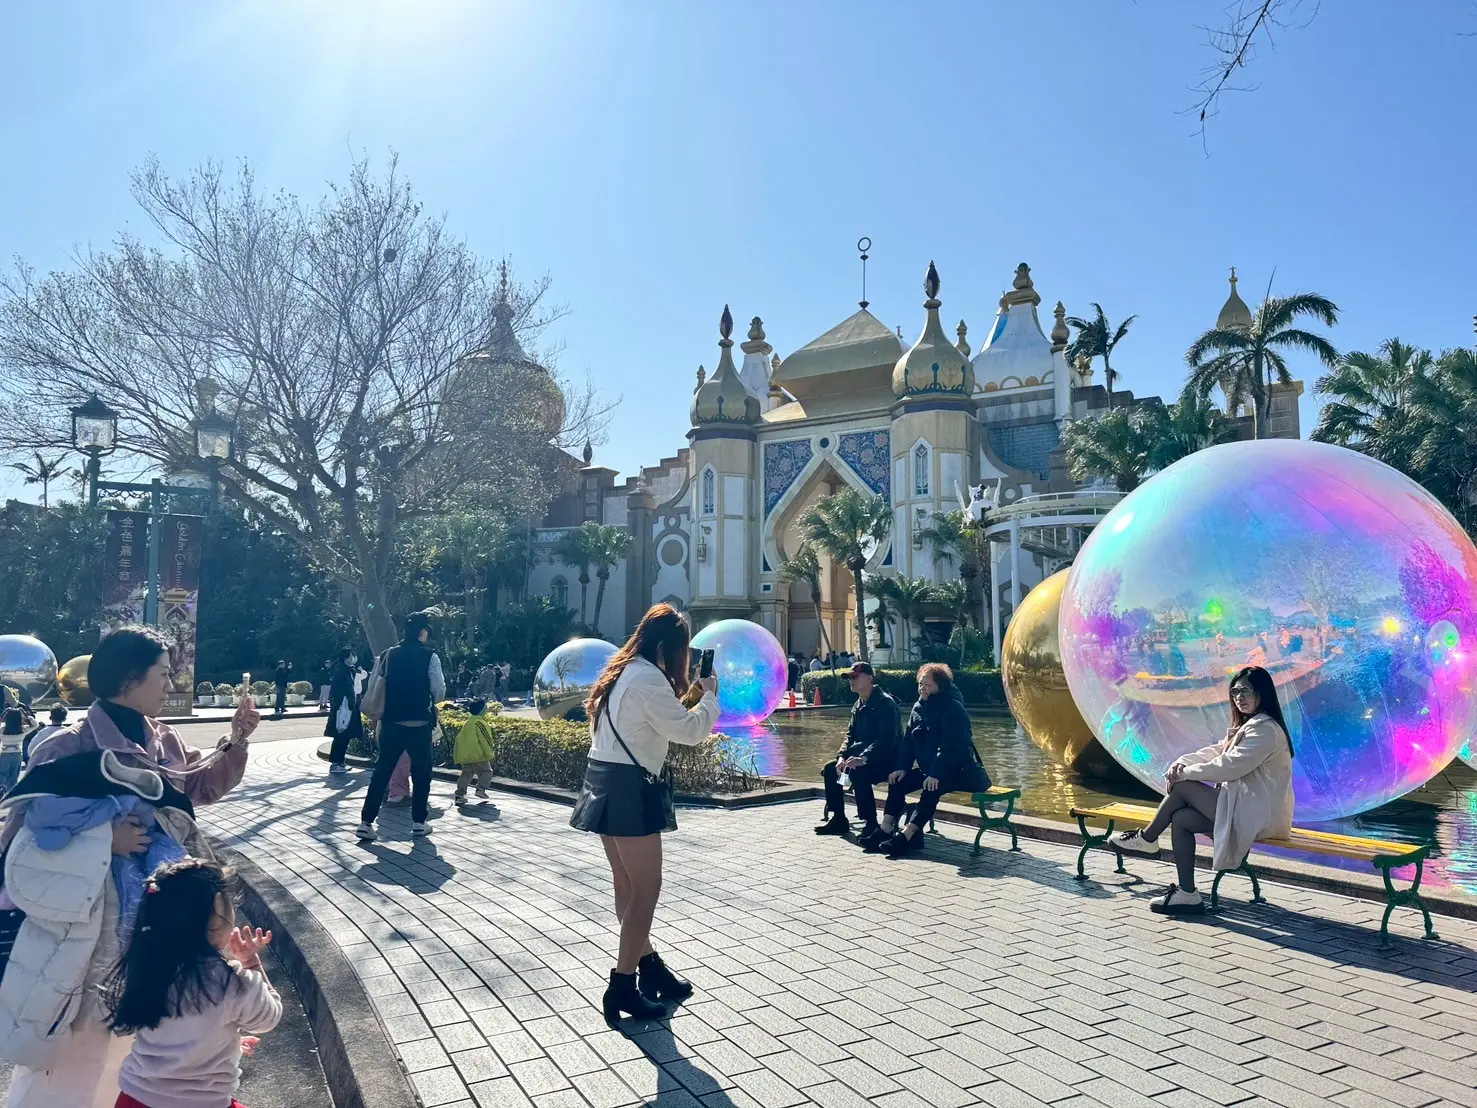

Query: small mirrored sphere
[690,618,789,728]
[534,638,618,720]
[1001,569,1109,772]
[57,654,94,706]
[0,635,59,701]
[1061,440,1477,822]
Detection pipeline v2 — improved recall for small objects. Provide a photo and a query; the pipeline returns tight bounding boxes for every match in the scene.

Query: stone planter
[286,693,304,707]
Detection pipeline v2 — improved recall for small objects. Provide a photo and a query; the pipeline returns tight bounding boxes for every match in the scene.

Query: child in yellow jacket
[453,699,497,806]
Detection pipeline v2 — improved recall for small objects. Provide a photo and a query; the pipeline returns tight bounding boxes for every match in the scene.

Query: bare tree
[1188,0,1321,145]
[0,155,611,652]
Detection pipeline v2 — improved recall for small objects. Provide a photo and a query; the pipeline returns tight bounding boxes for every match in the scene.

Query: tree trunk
[1104,357,1114,410]
[851,563,869,663]
[357,571,398,655]
[578,571,590,624]
[592,569,609,636]
[960,562,979,628]
[1252,352,1267,439]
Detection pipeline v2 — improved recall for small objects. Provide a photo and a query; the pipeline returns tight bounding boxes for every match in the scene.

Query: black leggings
[361,722,434,825]
[1144,779,1217,890]
[883,769,943,830]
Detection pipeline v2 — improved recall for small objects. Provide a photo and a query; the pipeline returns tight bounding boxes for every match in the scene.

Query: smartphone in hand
[698,649,715,679]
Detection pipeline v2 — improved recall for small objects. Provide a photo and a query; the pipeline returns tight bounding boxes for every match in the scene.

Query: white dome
[972,301,1054,391]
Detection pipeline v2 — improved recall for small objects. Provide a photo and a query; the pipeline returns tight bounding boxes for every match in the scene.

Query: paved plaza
[200,739,1477,1108]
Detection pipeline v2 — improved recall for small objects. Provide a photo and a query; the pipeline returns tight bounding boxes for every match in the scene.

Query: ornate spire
[956,320,970,357]
[741,315,770,356]
[771,352,781,376]
[1216,266,1252,333]
[691,304,762,427]
[1003,262,1041,308]
[1050,301,1070,352]
[892,261,975,399]
[695,365,706,389]
[582,441,594,465]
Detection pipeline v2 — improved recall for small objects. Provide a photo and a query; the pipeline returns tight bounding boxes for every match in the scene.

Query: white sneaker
[1150,885,1205,914]
[355,821,376,842]
[1110,830,1161,856]
[412,822,430,837]
[329,763,348,774]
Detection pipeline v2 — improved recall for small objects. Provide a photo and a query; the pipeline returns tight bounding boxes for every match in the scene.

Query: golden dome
[892,262,975,399]
[1216,267,1253,333]
[691,306,761,426]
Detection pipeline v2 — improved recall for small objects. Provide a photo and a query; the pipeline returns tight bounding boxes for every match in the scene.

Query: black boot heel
[602,970,666,1026]
[638,951,694,1002]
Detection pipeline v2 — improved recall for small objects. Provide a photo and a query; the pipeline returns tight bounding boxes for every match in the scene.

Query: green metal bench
[1070,801,1437,948]
[908,786,1022,855]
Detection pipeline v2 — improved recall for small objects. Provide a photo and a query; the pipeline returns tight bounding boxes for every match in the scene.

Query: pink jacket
[0,703,248,852]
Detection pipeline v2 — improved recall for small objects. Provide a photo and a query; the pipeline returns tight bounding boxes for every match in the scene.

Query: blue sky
[2,0,1474,502]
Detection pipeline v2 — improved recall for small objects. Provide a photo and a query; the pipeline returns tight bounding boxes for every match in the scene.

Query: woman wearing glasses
[1110,665,1294,915]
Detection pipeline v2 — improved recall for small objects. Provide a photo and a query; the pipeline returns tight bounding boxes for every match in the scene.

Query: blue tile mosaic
[763,439,813,516]
[837,429,891,502]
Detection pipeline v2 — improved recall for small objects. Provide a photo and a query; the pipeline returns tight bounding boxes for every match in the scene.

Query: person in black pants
[815,662,900,840]
[356,612,446,840]
[864,662,990,857]
[273,660,292,717]
[325,648,364,773]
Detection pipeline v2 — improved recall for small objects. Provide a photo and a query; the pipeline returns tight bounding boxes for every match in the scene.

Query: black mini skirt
[569,758,677,836]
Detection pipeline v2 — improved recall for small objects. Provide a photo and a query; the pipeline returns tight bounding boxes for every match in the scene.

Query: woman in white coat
[569,603,718,1026]
[1111,665,1295,915]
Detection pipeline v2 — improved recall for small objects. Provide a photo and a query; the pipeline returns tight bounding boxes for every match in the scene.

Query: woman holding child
[0,625,256,1107]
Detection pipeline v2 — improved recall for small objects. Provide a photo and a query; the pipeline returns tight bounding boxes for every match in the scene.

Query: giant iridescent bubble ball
[689,618,788,728]
[534,638,618,721]
[1060,439,1477,822]
[1459,741,1477,772]
[0,635,59,702]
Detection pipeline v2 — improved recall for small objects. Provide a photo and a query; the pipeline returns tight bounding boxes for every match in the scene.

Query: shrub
[289,680,314,696]
[196,682,213,697]
[214,682,236,696]
[801,666,1005,708]
[250,680,273,698]
[348,711,760,795]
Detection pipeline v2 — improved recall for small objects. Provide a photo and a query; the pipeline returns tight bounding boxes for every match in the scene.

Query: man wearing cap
[357,611,446,840]
[815,661,900,840]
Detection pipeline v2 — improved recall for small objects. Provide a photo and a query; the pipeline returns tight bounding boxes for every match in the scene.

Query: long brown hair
[584,603,692,722]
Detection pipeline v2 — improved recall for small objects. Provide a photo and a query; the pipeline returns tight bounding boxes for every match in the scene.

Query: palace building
[527,262,1302,661]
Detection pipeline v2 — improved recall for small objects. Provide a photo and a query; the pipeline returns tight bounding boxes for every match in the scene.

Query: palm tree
[798,487,892,663]
[917,508,991,631]
[554,524,601,625]
[587,524,634,637]
[1065,303,1137,410]
[864,579,895,651]
[1186,291,1340,438]
[1062,407,1156,492]
[1149,388,1242,471]
[774,542,836,665]
[932,579,972,666]
[8,453,69,510]
[875,576,935,661]
[1405,346,1477,533]
[1311,338,1428,468]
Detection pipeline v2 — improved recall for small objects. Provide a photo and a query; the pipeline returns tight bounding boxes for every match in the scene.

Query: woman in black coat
[325,648,364,773]
[864,663,990,857]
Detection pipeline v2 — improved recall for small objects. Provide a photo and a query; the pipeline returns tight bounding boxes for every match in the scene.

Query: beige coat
[1177,714,1295,871]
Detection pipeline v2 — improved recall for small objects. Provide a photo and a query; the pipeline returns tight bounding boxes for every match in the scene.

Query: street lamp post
[70,392,235,625]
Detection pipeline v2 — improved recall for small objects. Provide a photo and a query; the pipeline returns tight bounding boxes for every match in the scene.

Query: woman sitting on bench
[1111,665,1295,915]
[863,663,990,858]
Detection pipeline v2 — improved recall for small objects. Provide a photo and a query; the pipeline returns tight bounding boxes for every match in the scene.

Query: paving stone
[197,741,1477,1108]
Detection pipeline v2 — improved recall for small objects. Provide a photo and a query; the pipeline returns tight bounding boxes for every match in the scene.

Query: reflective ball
[57,654,94,706]
[690,618,789,728]
[1459,741,1477,772]
[0,635,59,702]
[534,638,618,721]
[1001,569,1109,773]
[1061,439,1477,822]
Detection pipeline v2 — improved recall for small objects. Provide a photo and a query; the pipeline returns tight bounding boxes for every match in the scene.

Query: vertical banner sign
[103,510,150,627]
[159,514,203,717]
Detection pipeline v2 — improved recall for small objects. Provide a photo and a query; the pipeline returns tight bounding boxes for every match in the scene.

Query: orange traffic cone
[812,687,823,707]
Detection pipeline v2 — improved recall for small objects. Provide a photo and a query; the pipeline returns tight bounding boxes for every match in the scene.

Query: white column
[1009,519,1021,626]
[990,538,1002,663]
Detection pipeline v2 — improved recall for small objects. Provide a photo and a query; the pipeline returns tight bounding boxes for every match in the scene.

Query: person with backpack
[355,613,445,841]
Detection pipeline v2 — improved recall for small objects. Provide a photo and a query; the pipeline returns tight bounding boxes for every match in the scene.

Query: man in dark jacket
[815,662,900,840]
[356,612,446,841]
[863,662,990,856]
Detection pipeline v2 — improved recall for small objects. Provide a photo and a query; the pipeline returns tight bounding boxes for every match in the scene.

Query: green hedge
[800,667,1005,708]
[348,711,761,795]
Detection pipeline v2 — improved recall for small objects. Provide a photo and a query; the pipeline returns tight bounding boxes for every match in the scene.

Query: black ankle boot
[638,951,694,1001]
[602,970,666,1026]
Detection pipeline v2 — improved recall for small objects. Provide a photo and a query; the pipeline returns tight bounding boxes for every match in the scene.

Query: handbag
[606,703,676,834]
[360,650,389,719]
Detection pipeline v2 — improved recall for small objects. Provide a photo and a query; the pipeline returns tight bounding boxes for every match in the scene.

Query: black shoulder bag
[605,702,677,835]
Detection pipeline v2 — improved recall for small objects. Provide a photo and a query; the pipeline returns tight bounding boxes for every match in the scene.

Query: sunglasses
[1230,685,1255,697]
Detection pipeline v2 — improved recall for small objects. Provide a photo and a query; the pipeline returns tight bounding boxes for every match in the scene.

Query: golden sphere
[1002,569,1106,772]
[57,654,94,707]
